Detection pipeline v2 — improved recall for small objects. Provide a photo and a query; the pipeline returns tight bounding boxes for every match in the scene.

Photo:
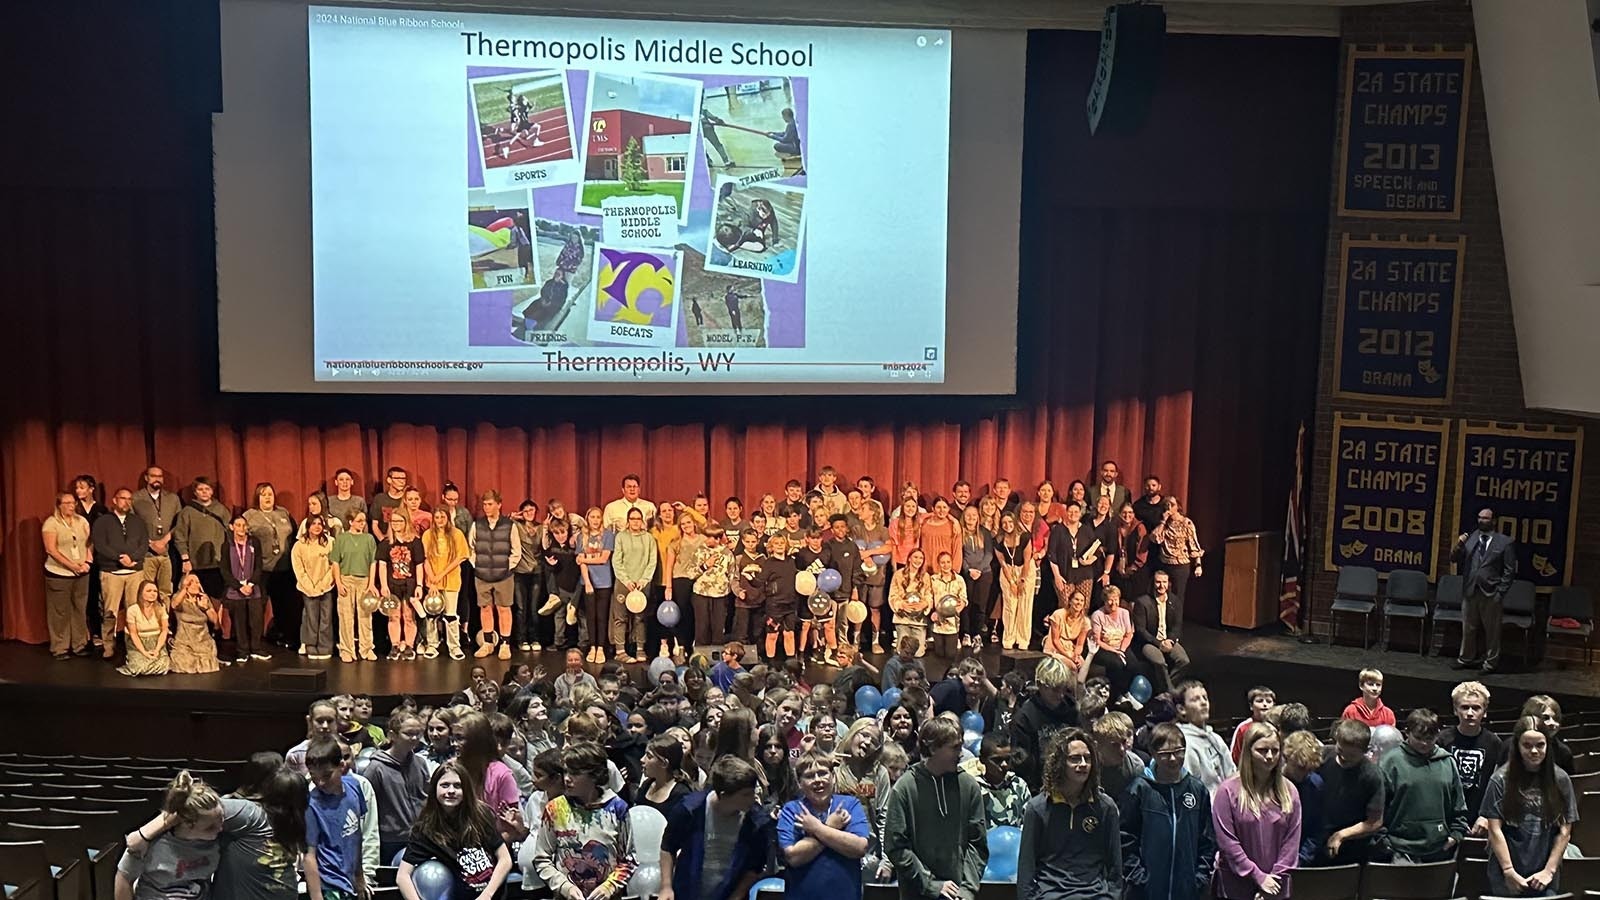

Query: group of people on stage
[38,463,1207,686]
[105,643,1583,900]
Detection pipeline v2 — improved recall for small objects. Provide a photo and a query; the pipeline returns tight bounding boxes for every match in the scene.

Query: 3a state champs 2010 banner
[1454,422,1583,590]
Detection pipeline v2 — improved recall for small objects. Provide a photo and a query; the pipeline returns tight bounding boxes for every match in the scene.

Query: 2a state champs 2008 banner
[1326,413,1448,579]
[1454,422,1584,590]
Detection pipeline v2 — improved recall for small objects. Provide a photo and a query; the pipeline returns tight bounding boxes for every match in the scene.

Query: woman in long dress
[118,580,170,677]
[169,573,220,673]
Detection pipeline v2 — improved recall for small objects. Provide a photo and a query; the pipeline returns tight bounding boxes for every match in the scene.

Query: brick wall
[1306,1,1600,652]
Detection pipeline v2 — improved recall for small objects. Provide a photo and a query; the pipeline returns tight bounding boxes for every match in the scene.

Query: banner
[1280,422,1307,630]
[1454,423,1584,590]
[1337,46,1473,220]
[1325,414,1448,579]
[1333,236,1461,404]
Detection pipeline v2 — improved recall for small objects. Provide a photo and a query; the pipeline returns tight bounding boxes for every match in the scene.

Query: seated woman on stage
[1044,590,1092,692]
[118,580,170,677]
[169,573,220,674]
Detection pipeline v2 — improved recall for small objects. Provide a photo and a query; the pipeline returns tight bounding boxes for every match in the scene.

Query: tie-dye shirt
[533,790,636,898]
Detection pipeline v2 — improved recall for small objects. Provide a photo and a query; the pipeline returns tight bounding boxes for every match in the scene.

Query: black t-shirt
[402,830,504,889]
[1316,756,1385,841]
[1439,726,1504,818]
[380,538,425,589]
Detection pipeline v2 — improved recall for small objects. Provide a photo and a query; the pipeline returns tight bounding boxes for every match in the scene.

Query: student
[1316,718,1385,864]
[452,711,522,833]
[1090,712,1144,802]
[1212,723,1298,900]
[1121,722,1215,900]
[931,657,991,718]
[292,515,337,661]
[352,694,386,747]
[1010,657,1079,791]
[512,748,565,887]
[711,640,746,692]
[305,737,372,900]
[553,648,598,705]
[887,547,932,658]
[116,772,224,900]
[885,717,989,900]
[1438,680,1502,836]
[731,529,765,647]
[362,712,431,863]
[1341,667,1395,728]
[422,507,471,661]
[1017,727,1123,899]
[692,526,734,649]
[779,750,871,900]
[1482,715,1577,895]
[928,550,966,660]
[756,533,801,663]
[610,507,656,663]
[1280,729,1327,866]
[378,510,425,661]
[1379,708,1468,863]
[533,741,636,900]
[330,510,379,663]
[1508,695,1576,775]
[880,634,923,693]
[972,733,1030,828]
[659,756,773,900]
[396,760,511,900]
[638,734,693,819]
[577,507,616,665]
[1229,685,1276,764]
[1173,680,1235,796]
[792,529,830,663]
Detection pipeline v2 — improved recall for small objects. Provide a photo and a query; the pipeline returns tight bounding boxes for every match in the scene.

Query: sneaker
[449,647,465,661]
[234,655,250,664]
[497,641,511,660]
[386,648,401,661]
[402,646,417,661]
[538,595,565,616]
[474,639,496,659]
[52,651,69,661]
[361,650,378,661]
[518,643,533,652]
[566,606,578,626]
[309,653,332,661]
[659,641,670,659]
[529,642,542,652]
[420,646,439,660]
[298,644,308,655]
[339,651,355,663]
[251,652,273,661]
[593,648,607,665]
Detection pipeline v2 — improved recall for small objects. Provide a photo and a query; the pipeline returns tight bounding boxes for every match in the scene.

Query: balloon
[960,711,985,734]
[854,539,868,549]
[657,600,681,626]
[629,806,668,862]
[648,655,676,685]
[964,730,982,757]
[854,685,884,716]
[937,594,961,619]
[844,600,868,624]
[1369,724,1403,761]
[1128,675,1153,704]
[624,588,648,614]
[808,593,833,617]
[352,746,379,776]
[422,593,445,616]
[359,592,382,614]
[795,570,818,595]
[627,863,662,899]
[871,551,891,566]
[881,687,902,709]
[816,568,842,592]
[860,560,879,576]
[409,860,456,900]
[748,876,785,900]
[983,825,1022,882]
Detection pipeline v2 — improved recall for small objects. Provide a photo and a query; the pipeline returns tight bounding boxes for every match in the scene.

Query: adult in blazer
[1090,461,1132,518]
[1450,507,1517,674]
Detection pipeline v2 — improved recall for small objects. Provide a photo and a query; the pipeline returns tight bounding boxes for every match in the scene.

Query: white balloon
[628,805,669,862]
[627,863,662,899]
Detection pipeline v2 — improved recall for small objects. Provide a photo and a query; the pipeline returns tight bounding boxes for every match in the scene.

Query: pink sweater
[1211,776,1302,899]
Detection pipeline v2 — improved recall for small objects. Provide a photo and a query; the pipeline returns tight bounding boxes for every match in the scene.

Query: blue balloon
[816,568,843,592]
[881,687,902,709]
[964,732,982,757]
[1129,674,1154,704]
[854,539,868,549]
[410,860,456,900]
[983,825,1022,882]
[855,685,884,716]
[657,600,682,627]
[748,876,786,900]
[960,710,985,735]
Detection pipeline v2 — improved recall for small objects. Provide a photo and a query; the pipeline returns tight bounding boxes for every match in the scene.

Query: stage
[4,625,1596,759]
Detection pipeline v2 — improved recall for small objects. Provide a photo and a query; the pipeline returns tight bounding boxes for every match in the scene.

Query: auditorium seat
[1,825,95,900]
[1327,566,1379,650]
[1286,862,1359,899]
[1379,569,1429,655]
[0,840,56,900]
[6,879,44,900]
[1357,858,1454,899]
[1561,856,1600,887]
[1429,574,1465,656]
[1548,587,1598,666]
[1500,579,1539,665]
[1458,835,1488,859]
[1453,854,1491,898]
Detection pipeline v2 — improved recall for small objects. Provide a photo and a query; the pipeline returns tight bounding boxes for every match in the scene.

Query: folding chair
[1429,573,1465,657]
[1501,579,1539,666]
[1328,565,1379,649]
[1379,569,1429,655]
[1548,586,1595,665]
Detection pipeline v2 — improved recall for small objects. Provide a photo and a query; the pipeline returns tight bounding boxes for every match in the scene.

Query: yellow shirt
[424,528,470,592]
[651,525,680,586]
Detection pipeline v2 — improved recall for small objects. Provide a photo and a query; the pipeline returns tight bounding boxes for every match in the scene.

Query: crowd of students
[107,644,1586,900]
[40,464,1202,699]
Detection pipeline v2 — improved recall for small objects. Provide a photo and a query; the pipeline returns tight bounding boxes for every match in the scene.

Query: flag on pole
[1279,422,1307,632]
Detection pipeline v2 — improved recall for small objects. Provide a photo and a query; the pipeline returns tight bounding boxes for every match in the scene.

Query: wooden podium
[1222,531,1283,629]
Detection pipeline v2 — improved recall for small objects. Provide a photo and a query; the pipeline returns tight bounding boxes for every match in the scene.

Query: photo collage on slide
[465,65,810,352]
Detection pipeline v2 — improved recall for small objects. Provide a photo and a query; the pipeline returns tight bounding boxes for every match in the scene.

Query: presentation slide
[306,7,952,384]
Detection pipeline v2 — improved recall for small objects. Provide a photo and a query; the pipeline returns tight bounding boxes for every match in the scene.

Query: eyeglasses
[1154,749,1186,760]
[1065,754,1093,764]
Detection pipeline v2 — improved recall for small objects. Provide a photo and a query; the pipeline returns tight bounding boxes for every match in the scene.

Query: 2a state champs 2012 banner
[1333,236,1461,404]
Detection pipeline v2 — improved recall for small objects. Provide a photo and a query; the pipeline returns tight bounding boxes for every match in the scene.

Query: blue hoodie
[1119,763,1216,900]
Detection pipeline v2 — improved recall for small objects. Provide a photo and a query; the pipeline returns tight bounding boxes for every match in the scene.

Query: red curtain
[0,28,1334,643]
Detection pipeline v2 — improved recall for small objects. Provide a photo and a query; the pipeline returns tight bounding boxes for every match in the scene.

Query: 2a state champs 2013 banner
[1326,413,1448,579]
[1337,46,1472,220]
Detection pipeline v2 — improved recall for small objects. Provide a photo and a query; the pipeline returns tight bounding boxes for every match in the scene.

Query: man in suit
[1093,460,1132,517]
[1451,507,1517,674]
[1133,570,1190,693]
